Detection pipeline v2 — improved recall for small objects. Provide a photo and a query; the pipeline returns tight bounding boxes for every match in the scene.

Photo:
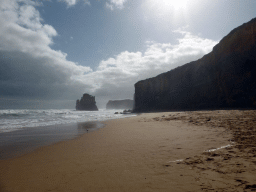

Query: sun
[161,0,189,10]
[142,0,192,25]
[143,0,189,19]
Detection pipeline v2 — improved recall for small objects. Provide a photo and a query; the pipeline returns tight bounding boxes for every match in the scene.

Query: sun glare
[144,0,190,19]
[162,0,189,10]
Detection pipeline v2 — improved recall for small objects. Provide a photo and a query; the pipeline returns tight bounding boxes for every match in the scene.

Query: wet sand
[0,110,256,191]
[0,121,104,160]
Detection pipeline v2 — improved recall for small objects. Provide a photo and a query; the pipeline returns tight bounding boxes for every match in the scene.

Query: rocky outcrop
[76,94,98,111]
[106,99,133,110]
[134,18,256,112]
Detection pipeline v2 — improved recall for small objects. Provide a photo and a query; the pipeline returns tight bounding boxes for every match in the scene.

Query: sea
[0,108,135,133]
[0,109,136,159]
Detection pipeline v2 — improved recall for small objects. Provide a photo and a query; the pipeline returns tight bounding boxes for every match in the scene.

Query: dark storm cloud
[0,0,92,103]
[0,50,92,100]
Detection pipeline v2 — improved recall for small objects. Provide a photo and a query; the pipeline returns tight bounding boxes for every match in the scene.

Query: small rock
[206,157,214,161]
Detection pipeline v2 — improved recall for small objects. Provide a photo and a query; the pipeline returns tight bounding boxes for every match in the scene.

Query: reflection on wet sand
[0,121,104,160]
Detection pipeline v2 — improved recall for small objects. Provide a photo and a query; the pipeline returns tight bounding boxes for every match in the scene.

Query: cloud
[0,0,218,109]
[58,0,90,7]
[106,0,127,10]
[57,0,126,9]
[0,0,92,102]
[79,30,218,106]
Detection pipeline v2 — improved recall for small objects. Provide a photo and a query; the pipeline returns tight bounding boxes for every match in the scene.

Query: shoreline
[0,121,105,160]
[0,113,137,160]
[1,110,256,191]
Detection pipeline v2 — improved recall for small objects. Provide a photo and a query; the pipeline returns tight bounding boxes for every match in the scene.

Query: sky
[0,0,256,109]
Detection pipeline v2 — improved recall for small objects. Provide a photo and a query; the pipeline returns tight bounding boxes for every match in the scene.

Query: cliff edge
[134,18,256,112]
[106,99,133,110]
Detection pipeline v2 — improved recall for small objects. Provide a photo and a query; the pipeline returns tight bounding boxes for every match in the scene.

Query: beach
[0,110,256,191]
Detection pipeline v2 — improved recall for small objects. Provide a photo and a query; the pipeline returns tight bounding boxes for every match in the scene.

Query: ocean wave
[0,109,135,133]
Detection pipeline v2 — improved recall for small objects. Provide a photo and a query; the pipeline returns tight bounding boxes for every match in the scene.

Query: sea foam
[0,109,135,133]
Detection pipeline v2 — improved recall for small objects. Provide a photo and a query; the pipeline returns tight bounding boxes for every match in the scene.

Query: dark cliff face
[134,18,256,112]
[76,93,98,111]
[106,99,133,110]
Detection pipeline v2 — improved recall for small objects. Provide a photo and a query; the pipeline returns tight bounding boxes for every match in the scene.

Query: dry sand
[0,110,256,192]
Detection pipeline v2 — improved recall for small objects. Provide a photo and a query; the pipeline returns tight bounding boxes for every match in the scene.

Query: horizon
[1,0,256,109]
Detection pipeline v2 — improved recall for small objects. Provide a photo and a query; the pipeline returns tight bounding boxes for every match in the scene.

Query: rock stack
[76,94,98,111]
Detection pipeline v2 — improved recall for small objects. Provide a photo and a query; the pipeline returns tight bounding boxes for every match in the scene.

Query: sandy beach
[0,110,256,192]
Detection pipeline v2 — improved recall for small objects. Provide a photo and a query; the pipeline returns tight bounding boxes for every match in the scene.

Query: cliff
[76,93,98,111]
[134,18,256,112]
[106,99,133,110]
